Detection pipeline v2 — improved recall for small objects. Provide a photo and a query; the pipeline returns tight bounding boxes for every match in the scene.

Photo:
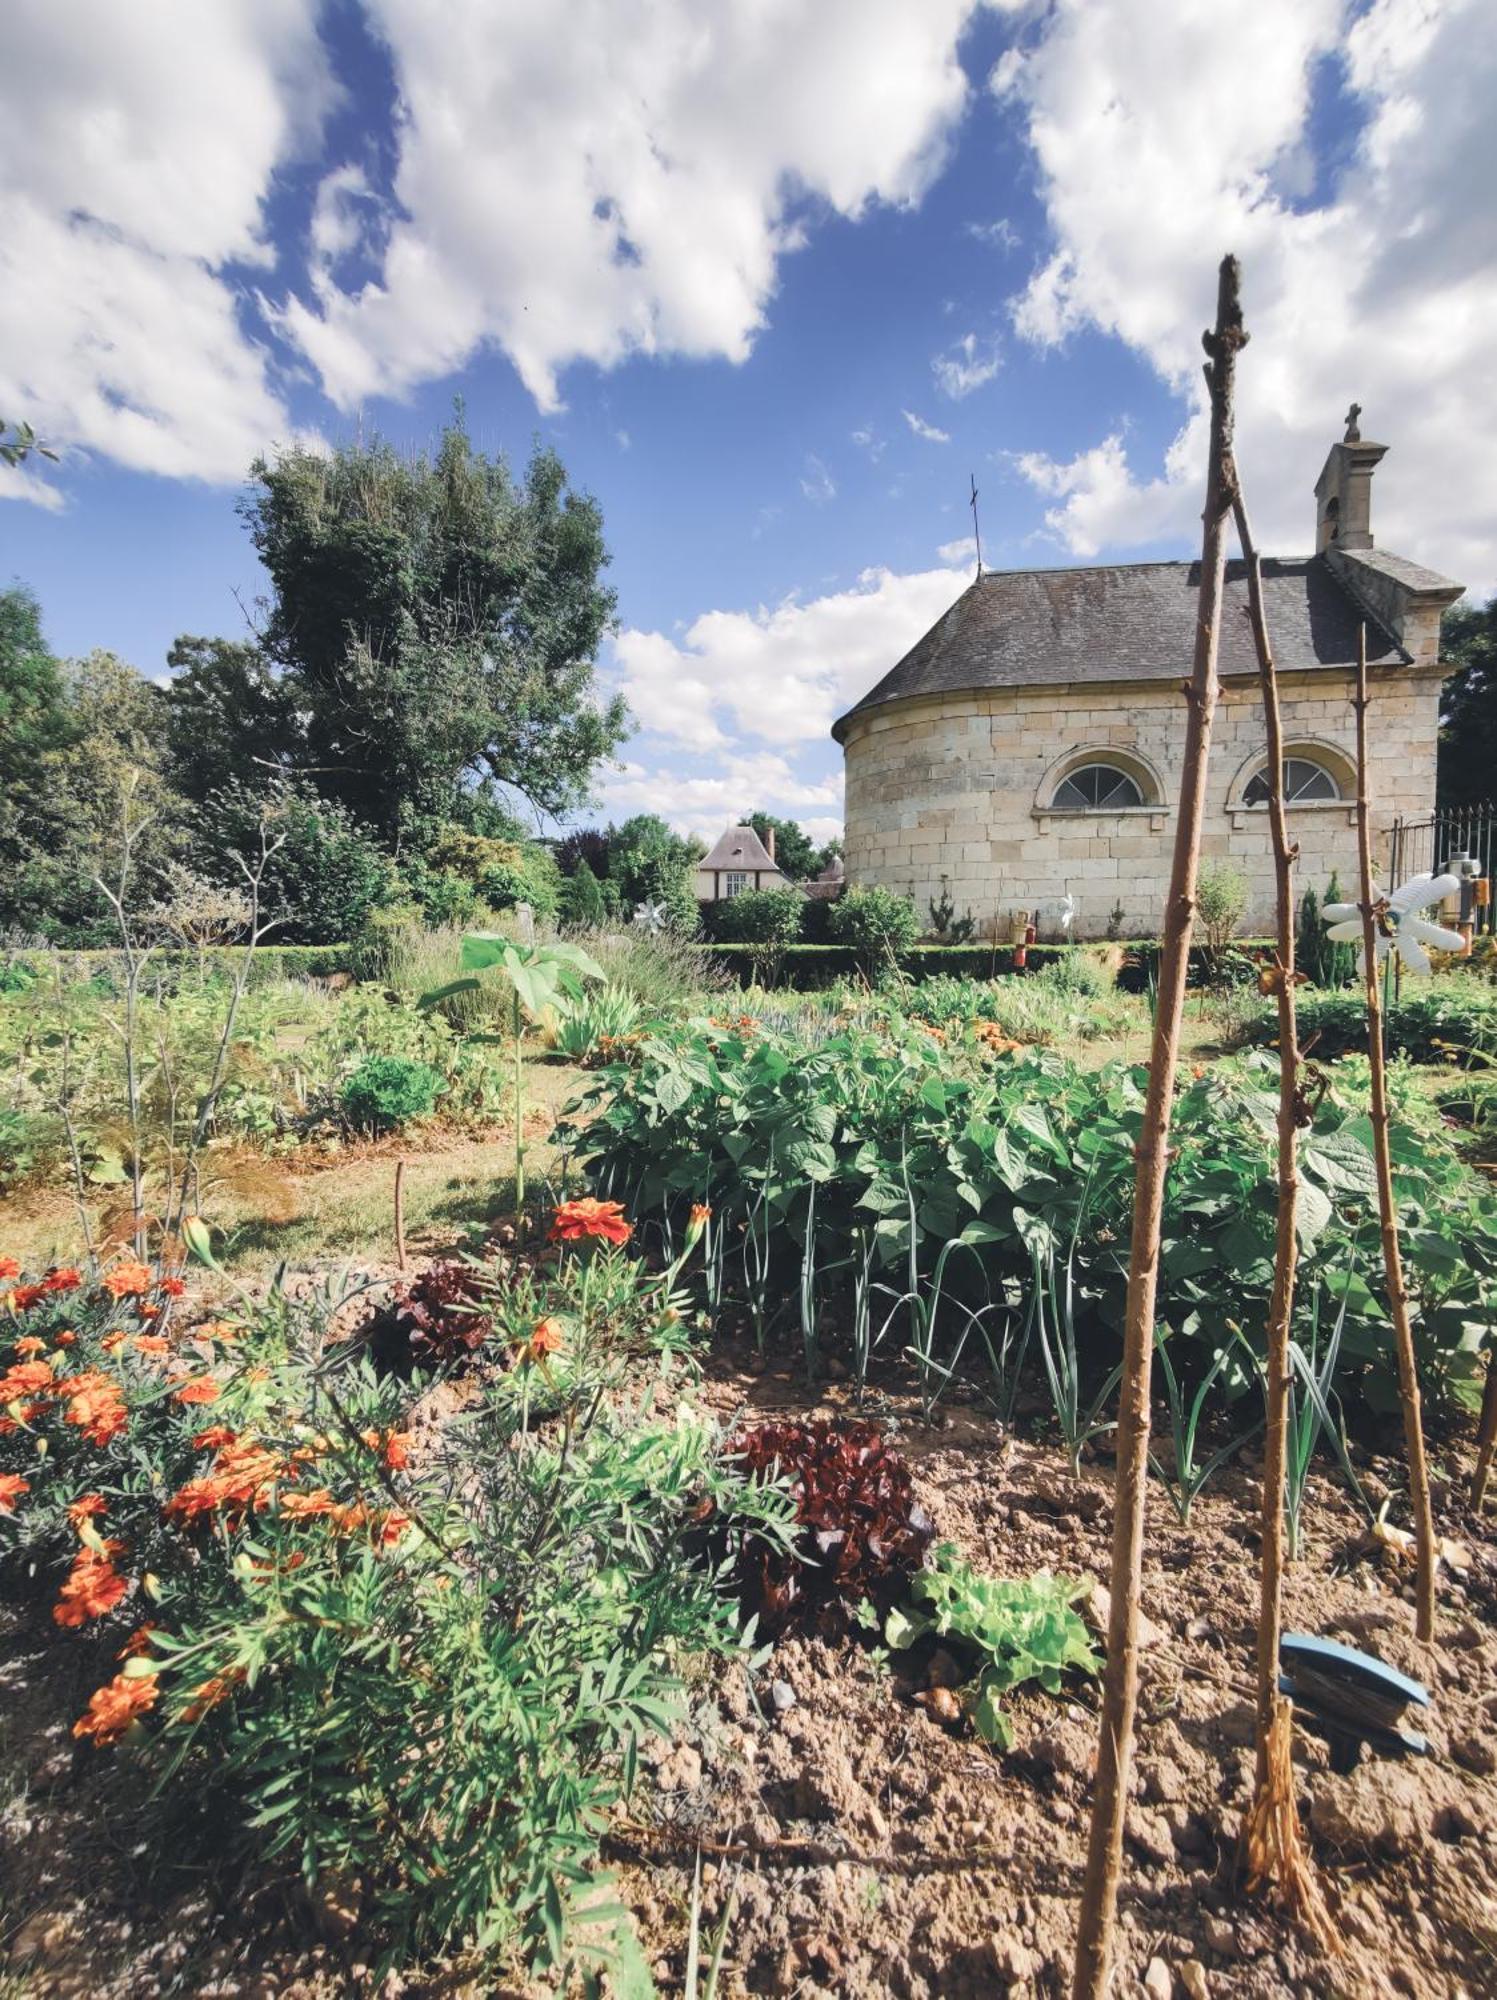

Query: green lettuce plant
[885,1545,1099,1748]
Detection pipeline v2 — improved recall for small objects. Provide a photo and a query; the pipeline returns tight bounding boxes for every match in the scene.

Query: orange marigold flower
[9,1284,47,1312]
[157,1277,186,1298]
[549,1197,631,1246]
[101,1262,152,1300]
[0,1472,29,1513]
[381,1430,412,1471]
[135,1302,161,1323]
[67,1493,107,1527]
[0,1257,19,1282]
[42,1268,82,1294]
[54,1545,129,1627]
[689,1202,712,1230]
[0,1357,55,1400]
[164,1438,281,1525]
[13,1335,45,1357]
[523,1316,565,1366]
[134,1335,171,1357]
[101,1330,127,1353]
[181,1666,246,1723]
[62,1372,129,1446]
[195,1320,239,1343]
[118,1623,158,1659]
[73,1670,158,1746]
[55,1330,77,1347]
[369,1510,410,1548]
[171,1378,219,1407]
[278,1488,338,1520]
[191,1424,237,1451]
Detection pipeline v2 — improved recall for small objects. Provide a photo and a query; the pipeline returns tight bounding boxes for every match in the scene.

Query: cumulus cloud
[0,0,331,490]
[278,0,980,412]
[1000,0,1497,586]
[594,752,844,844]
[932,331,1002,398]
[610,553,970,752]
[903,409,952,444]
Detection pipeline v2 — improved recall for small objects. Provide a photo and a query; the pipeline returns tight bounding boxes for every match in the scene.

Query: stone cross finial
[1344,402,1362,442]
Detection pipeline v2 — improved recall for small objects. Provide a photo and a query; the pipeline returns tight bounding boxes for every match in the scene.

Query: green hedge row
[689,940,1272,991]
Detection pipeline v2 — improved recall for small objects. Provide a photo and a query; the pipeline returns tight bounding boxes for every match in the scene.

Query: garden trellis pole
[1232,489,1334,1938]
[1071,253,1246,2000]
[1353,626,1438,1641]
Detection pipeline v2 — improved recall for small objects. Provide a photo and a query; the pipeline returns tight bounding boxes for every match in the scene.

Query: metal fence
[1388,807,1497,936]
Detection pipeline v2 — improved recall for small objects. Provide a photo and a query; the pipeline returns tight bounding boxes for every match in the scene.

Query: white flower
[1323,872,1465,976]
[632,899,669,934]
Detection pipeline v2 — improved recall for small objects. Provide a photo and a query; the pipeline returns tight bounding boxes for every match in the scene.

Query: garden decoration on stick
[1326,628,1446,1641]
[1229,487,1336,1944]
[1070,252,1246,2000]
[420,936,604,1228]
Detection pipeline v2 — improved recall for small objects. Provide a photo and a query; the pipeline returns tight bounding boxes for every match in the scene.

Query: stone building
[833,417,1463,938]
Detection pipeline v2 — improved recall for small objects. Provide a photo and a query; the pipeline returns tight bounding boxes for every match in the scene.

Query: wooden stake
[394,1156,409,1274]
[1070,254,1246,2000]
[1353,626,1437,1642]
[1232,491,1335,1943]
[1471,1360,1497,1509]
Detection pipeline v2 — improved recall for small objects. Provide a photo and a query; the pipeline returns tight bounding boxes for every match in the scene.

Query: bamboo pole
[1353,627,1437,1642]
[394,1156,409,1274]
[1472,1362,1497,1509]
[1232,492,1334,1940]
[1070,254,1246,2000]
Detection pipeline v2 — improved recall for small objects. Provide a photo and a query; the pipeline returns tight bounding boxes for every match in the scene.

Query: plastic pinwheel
[1322,872,1465,976]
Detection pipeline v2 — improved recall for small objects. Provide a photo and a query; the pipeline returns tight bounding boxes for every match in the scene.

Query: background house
[833,416,1463,938]
[694,823,796,902]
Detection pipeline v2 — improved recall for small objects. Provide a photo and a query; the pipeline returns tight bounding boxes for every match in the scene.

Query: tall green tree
[241,419,627,847]
[0,586,75,932]
[746,811,839,881]
[162,636,298,804]
[1439,595,1497,809]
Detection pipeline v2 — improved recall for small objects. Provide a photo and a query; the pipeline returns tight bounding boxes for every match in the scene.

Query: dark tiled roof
[699,824,778,872]
[831,555,1407,741]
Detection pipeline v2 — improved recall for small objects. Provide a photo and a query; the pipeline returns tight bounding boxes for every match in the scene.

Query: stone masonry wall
[840,668,1441,939]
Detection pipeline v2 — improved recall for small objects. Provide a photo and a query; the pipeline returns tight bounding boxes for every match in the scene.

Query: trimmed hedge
[689,940,1273,991]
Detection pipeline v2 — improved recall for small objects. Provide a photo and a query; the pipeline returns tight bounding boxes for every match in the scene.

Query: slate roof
[831,554,1408,741]
[698,824,779,873]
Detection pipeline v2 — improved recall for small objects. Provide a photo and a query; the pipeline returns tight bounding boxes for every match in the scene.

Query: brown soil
[612,1351,1497,2000]
[4,1342,1495,1999]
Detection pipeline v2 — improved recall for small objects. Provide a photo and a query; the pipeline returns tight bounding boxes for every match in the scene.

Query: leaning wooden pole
[1070,254,1246,2000]
[1232,491,1334,1939]
[1353,629,1437,1643]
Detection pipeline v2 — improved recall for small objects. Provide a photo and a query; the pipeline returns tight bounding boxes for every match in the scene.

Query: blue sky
[3,0,1493,846]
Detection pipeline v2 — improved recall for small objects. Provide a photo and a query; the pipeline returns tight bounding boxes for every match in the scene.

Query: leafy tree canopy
[1439,595,1497,811]
[162,636,299,805]
[745,812,838,882]
[241,418,627,844]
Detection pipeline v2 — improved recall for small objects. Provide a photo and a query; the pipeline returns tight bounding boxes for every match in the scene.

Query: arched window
[1050,762,1145,811]
[1244,756,1341,806]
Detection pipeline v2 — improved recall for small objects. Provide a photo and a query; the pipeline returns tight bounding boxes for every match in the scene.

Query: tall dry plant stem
[1070,253,1246,2000]
[1473,1367,1497,1508]
[1353,627,1437,1642]
[1232,491,1335,1943]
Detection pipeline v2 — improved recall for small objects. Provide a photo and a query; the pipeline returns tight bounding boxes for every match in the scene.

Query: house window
[722,872,751,897]
[1244,756,1341,806]
[1050,762,1146,811]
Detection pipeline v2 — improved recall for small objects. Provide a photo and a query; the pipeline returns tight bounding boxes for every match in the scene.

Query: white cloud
[800,454,837,504]
[851,425,886,462]
[903,408,952,444]
[610,553,970,751]
[999,0,1497,586]
[595,753,844,845]
[932,331,1002,398]
[278,0,981,412]
[937,534,979,565]
[967,217,1020,251]
[0,0,332,490]
[0,459,65,512]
